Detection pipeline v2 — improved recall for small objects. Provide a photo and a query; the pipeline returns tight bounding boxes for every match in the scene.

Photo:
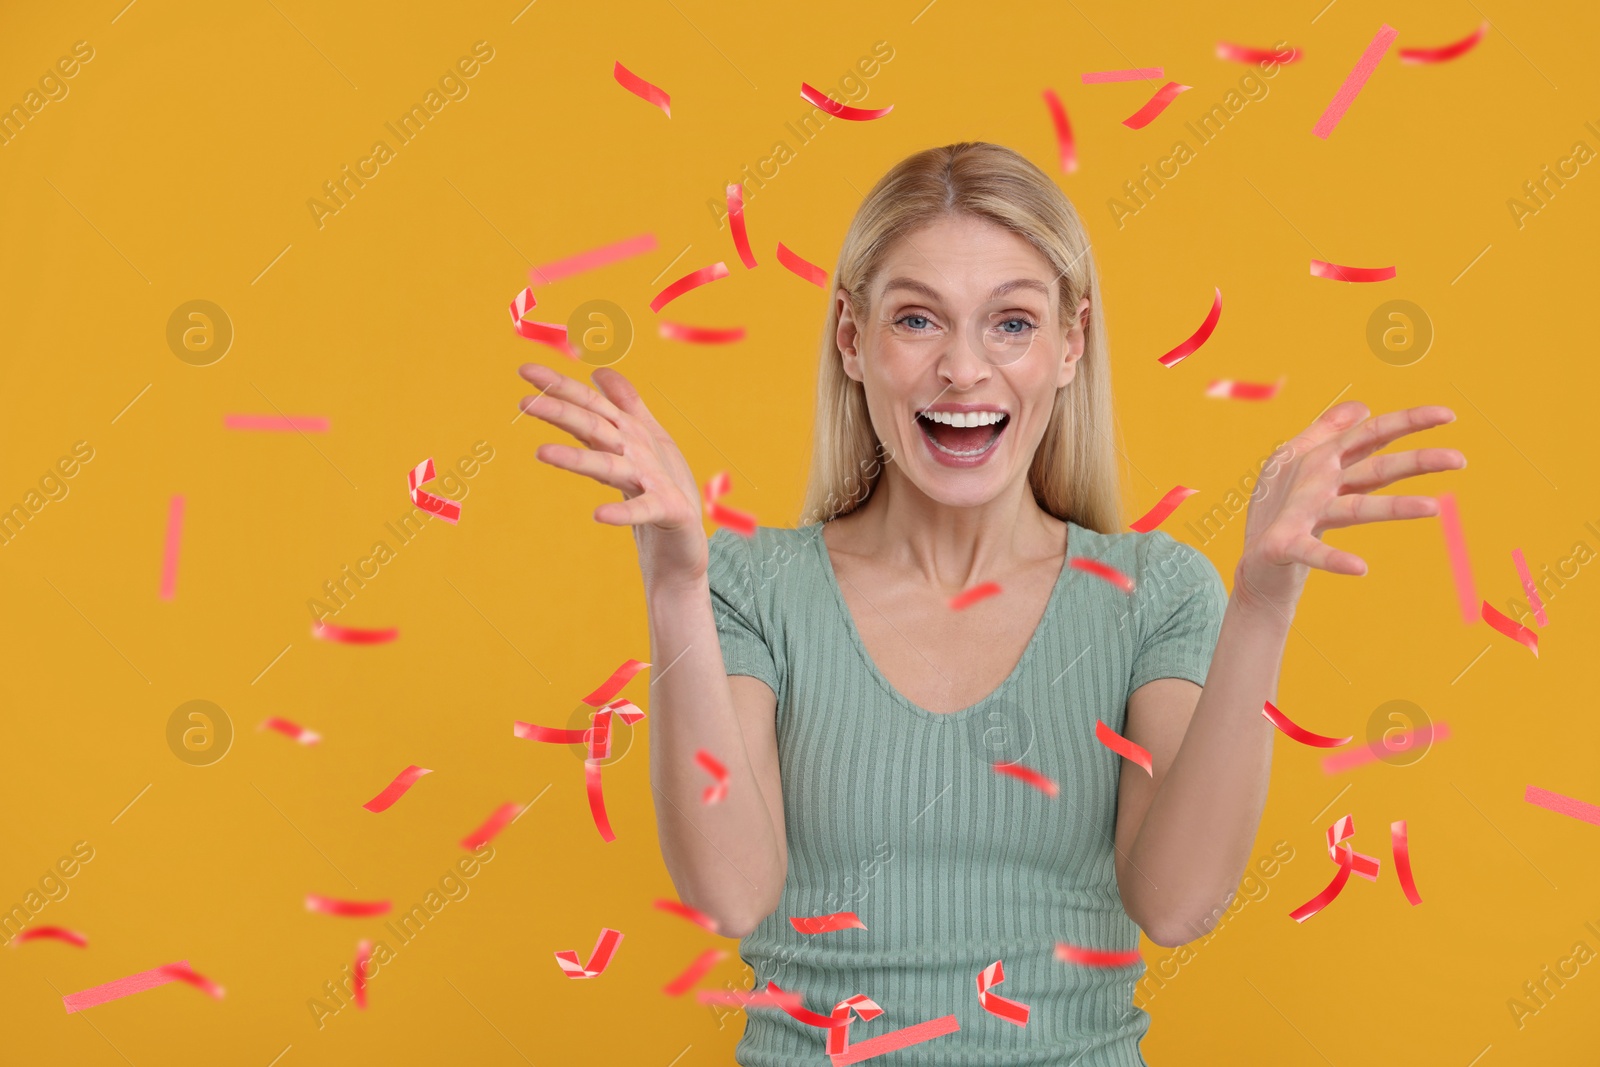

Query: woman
[516,142,1463,1064]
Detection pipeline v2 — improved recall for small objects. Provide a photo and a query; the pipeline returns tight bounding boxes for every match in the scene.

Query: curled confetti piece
[994,761,1058,797]
[513,720,590,744]
[1399,22,1487,64]
[654,898,721,935]
[827,993,887,1057]
[727,184,758,268]
[509,286,581,360]
[1216,42,1303,64]
[799,81,893,121]
[613,60,670,117]
[1290,815,1378,923]
[1156,287,1221,367]
[1039,89,1077,174]
[1482,600,1539,657]
[223,414,330,432]
[696,989,807,1009]
[790,912,867,935]
[159,963,225,1001]
[1121,81,1190,129]
[529,233,657,287]
[1391,820,1422,905]
[695,749,729,805]
[1309,259,1396,283]
[312,620,399,644]
[582,658,651,707]
[1525,785,1600,827]
[1436,493,1477,624]
[663,948,728,996]
[1512,548,1548,626]
[63,962,191,1013]
[361,765,431,812]
[948,582,1001,610]
[1260,700,1352,748]
[775,241,828,287]
[1082,67,1163,83]
[1206,377,1283,401]
[766,979,851,1028]
[1288,851,1352,923]
[1070,557,1135,594]
[159,494,183,600]
[305,895,392,918]
[260,717,320,745]
[976,959,1030,1027]
[408,457,461,524]
[1320,721,1450,775]
[703,471,758,536]
[659,320,746,344]
[651,262,730,313]
[1312,23,1398,139]
[831,1014,961,1065]
[460,802,522,850]
[352,941,370,1008]
[11,926,87,948]
[1055,943,1142,967]
[1095,720,1152,776]
[555,927,624,978]
[1129,485,1198,533]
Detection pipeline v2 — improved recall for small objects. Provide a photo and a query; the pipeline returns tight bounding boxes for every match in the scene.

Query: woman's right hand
[517,362,710,590]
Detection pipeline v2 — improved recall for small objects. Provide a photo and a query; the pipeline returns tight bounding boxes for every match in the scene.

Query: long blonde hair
[799,141,1121,534]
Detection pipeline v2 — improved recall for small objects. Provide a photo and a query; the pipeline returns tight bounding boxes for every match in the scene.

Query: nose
[935,320,993,390]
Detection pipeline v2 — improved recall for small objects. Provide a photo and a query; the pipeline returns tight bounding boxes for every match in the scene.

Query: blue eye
[999,317,1038,335]
[894,314,932,331]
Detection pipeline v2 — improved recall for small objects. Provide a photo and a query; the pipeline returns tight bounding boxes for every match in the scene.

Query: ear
[1057,296,1091,390]
[836,288,865,383]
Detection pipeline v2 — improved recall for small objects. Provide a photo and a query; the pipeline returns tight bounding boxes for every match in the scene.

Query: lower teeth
[924,426,1000,457]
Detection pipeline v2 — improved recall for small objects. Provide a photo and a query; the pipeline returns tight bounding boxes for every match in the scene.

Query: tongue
[928,421,996,452]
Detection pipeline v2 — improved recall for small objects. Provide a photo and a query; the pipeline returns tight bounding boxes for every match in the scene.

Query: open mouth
[916,408,1010,458]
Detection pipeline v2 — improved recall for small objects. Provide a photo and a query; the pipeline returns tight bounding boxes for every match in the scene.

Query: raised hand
[1233,400,1467,614]
[517,363,709,588]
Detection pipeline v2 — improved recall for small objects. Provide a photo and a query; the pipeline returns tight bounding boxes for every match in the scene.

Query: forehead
[874,214,1057,303]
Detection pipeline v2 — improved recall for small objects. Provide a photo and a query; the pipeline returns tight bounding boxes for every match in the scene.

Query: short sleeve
[1128,533,1229,693]
[706,528,782,698]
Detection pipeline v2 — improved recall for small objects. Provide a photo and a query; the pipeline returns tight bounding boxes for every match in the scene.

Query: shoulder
[707,524,824,605]
[1074,522,1225,598]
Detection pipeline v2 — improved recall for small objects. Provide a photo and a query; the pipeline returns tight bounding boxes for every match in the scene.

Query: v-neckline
[808,518,1081,724]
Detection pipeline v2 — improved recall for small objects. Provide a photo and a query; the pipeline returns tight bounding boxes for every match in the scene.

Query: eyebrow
[879,277,1052,302]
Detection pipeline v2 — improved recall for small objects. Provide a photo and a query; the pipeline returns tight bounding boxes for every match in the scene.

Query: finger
[1288,532,1367,576]
[518,362,628,427]
[591,366,665,429]
[520,392,626,454]
[1295,400,1371,452]
[1317,493,1440,532]
[1341,447,1466,494]
[534,442,641,495]
[593,493,677,528]
[1338,405,1457,468]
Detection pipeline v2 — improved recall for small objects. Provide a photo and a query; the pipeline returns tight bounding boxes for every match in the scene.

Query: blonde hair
[799,141,1121,534]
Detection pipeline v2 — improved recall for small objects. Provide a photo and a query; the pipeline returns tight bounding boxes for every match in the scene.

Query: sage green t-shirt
[705,519,1229,1066]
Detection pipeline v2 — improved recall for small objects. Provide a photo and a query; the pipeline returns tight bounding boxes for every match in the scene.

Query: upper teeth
[921,410,1005,427]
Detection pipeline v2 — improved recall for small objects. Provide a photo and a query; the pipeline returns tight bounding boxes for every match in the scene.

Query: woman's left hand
[1233,400,1467,616]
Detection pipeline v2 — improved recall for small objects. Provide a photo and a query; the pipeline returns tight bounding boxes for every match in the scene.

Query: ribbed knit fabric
[706,519,1229,1066]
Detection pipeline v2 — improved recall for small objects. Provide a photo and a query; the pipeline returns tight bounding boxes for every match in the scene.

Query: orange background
[2,1,1596,1064]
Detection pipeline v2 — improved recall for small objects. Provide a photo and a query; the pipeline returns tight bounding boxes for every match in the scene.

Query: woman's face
[836,214,1090,511]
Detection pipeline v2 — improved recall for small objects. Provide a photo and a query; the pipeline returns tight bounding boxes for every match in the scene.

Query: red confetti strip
[1399,21,1487,64]
[775,241,828,287]
[1310,258,1396,283]
[789,912,867,935]
[726,184,758,268]
[1312,23,1398,139]
[460,802,522,850]
[830,1014,961,1065]
[976,959,1030,1027]
[1206,377,1283,401]
[1040,89,1077,174]
[1320,721,1450,775]
[994,761,1058,797]
[1512,548,1549,626]
[62,961,191,1013]
[312,620,399,644]
[696,988,806,1009]
[1070,557,1135,594]
[1055,943,1142,967]
[1129,485,1198,532]
[695,749,729,805]
[361,765,431,812]
[663,948,728,996]
[659,320,746,344]
[585,758,618,841]
[513,720,590,744]
[703,470,731,503]
[650,262,730,313]
[703,471,758,536]
[159,494,183,600]
[305,895,391,918]
[799,81,893,120]
[352,941,371,1008]
[1436,493,1478,624]
[223,414,329,432]
[1082,67,1163,83]
[1481,600,1539,657]
[1156,287,1221,367]
[1290,815,1380,923]
[1216,41,1303,64]
[11,926,87,948]
[1260,700,1352,748]
[613,60,671,117]
[408,457,460,524]
[766,979,850,1028]
[529,232,657,286]
[1525,785,1600,827]
[1121,81,1190,128]
[159,962,225,1001]
[508,286,581,360]
[555,927,624,978]
[827,994,886,1057]
[1288,852,1353,923]
[948,581,1001,610]
[260,717,320,745]
[582,658,651,708]
[1391,820,1422,905]
[1095,720,1152,776]
[654,898,721,935]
